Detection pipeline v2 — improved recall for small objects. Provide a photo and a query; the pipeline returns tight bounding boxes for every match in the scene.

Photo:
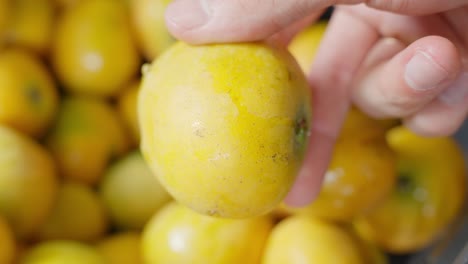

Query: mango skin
[354,126,467,254]
[142,202,273,264]
[261,216,364,264]
[139,42,311,218]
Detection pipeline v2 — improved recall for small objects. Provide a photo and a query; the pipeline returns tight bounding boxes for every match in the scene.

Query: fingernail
[439,71,468,105]
[405,51,449,91]
[165,0,211,30]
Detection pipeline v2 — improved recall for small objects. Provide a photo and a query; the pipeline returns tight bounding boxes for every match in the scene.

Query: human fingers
[404,69,468,136]
[284,8,379,207]
[342,4,468,136]
[164,0,468,45]
[164,0,357,44]
[267,12,323,48]
[352,36,462,119]
[365,0,468,15]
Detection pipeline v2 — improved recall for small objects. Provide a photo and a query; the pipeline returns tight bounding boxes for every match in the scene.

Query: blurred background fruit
[21,240,105,264]
[1,0,55,54]
[0,125,58,240]
[130,0,174,61]
[0,48,58,138]
[0,216,16,264]
[353,126,467,254]
[0,0,9,48]
[37,181,108,242]
[280,109,397,221]
[351,223,389,264]
[52,0,140,97]
[0,4,465,263]
[96,231,143,264]
[99,150,171,230]
[46,96,129,185]
[288,22,327,73]
[55,0,81,10]
[284,135,396,221]
[142,202,273,264]
[117,79,141,145]
[339,107,399,139]
[262,215,365,264]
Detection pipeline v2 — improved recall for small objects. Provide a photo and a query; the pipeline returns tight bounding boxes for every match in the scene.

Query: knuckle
[379,89,419,117]
[366,0,410,13]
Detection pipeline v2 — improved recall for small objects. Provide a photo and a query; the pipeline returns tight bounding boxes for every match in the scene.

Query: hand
[164,0,468,207]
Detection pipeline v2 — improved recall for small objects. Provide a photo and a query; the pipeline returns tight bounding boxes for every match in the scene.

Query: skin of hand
[164,0,468,207]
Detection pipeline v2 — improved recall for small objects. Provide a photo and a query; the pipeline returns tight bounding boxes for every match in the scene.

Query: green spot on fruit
[26,82,42,107]
[294,108,309,155]
[396,171,420,201]
[397,174,414,193]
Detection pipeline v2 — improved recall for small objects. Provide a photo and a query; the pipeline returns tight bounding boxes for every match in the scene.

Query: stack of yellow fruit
[0,1,465,263]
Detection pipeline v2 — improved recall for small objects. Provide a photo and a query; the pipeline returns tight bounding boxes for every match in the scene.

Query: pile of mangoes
[0,1,466,263]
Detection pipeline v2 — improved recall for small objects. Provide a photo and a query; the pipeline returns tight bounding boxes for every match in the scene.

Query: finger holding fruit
[0,2,466,263]
[280,108,398,222]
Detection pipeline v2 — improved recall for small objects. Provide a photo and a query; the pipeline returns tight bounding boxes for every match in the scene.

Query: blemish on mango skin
[138,41,312,218]
[26,82,42,107]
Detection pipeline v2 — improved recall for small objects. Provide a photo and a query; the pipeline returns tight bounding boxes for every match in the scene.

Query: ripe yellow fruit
[117,80,141,145]
[56,0,129,10]
[0,0,9,44]
[139,41,311,218]
[0,125,58,239]
[52,0,140,97]
[339,107,399,140]
[288,22,328,73]
[21,240,105,264]
[142,202,273,264]
[96,232,143,264]
[2,0,54,54]
[55,0,81,9]
[99,151,171,230]
[46,96,130,185]
[0,48,58,138]
[351,223,389,264]
[38,181,108,242]
[0,216,16,264]
[296,137,396,221]
[131,0,174,61]
[262,216,364,264]
[280,108,397,221]
[354,126,467,254]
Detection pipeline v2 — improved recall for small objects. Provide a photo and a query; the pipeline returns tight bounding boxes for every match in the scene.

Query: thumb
[164,0,336,44]
[165,0,468,44]
[365,0,468,15]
